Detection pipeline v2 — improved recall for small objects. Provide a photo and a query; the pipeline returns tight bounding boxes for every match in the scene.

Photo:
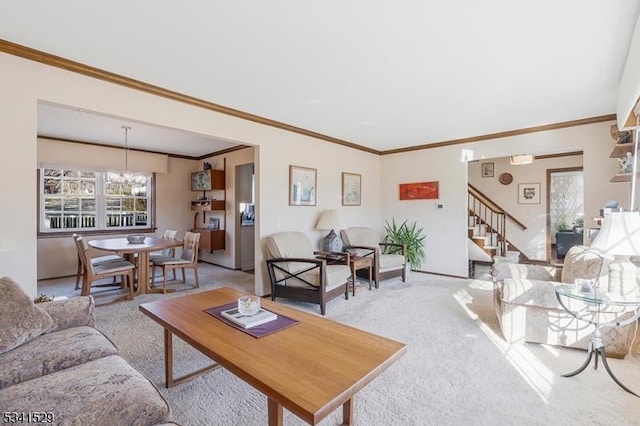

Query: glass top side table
[555,283,640,396]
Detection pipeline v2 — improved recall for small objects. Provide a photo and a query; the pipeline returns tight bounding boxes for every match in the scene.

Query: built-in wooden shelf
[191,228,225,252]
[610,142,635,158]
[609,173,640,182]
[190,159,226,253]
[190,200,225,211]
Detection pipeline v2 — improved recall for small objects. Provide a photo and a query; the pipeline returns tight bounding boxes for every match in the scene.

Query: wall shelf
[610,173,633,182]
[190,159,226,253]
[609,142,635,158]
[609,142,636,182]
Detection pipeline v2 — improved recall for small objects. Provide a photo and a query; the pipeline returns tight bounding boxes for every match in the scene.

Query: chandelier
[111,126,146,185]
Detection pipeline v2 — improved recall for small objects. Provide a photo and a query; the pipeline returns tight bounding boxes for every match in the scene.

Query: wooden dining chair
[149,229,179,283]
[72,233,124,290]
[150,231,200,293]
[74,235,136,300]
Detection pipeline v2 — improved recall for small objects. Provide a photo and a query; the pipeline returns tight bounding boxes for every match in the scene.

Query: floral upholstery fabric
[0,292,171,425]
[0,277,54,355]
[500,278,564,310]
[492,263,557,284]
[0,326,117,389]
[493,246,636,358]
[559,245,613,285]
[0,355,170,426]
[39,296,95,332]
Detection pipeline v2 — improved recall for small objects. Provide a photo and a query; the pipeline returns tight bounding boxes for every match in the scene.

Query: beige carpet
[46,266,640,425]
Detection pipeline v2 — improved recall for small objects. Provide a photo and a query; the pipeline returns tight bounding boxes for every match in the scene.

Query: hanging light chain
[122,125,131,174]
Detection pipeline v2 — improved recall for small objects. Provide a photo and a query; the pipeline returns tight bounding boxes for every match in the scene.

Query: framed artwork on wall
[399,181,439,200]
[289,165,317,206]
[342,172,361,206]
[481,162,495,178]
[518,183,540,204]
[206,217,220,230]
[191,170,212,191]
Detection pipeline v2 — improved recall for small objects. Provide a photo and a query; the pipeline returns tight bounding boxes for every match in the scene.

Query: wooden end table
[350,256,372,295]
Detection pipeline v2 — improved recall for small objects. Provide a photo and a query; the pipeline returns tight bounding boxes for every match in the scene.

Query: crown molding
[381,115,616,155]
[0,39,379,155]
[1,39,615,158]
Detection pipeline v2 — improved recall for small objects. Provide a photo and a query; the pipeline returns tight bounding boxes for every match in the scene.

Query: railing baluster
[467,186,512,258]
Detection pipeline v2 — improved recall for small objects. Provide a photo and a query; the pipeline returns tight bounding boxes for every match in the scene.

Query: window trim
[37,169,157,238]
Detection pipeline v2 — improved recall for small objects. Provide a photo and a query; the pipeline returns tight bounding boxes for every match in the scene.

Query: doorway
[235,163,255,272]
[546,167,584,262]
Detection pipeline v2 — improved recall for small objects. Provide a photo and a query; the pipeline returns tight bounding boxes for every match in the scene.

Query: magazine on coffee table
[221,307,277,329]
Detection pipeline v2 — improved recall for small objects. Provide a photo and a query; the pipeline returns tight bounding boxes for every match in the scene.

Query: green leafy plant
[383,219,426,271]
[573,217,584,228]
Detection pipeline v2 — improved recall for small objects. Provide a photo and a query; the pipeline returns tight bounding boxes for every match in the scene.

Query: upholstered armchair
[340,227,406,288]
[493,245,638,358]
[265,231,351,315]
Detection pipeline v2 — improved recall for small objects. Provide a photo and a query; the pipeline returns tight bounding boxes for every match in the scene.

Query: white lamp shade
[315,209,346,231]
[591,212,640,256]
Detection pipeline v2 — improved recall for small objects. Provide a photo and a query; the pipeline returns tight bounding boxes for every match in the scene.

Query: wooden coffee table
[139,287,406,425]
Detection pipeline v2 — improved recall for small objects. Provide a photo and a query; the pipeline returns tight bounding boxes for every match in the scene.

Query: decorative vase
[321,229,343,252]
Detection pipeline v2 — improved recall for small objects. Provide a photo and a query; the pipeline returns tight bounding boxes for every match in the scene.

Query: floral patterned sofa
[0,276,175,425]
[492,246,638,358]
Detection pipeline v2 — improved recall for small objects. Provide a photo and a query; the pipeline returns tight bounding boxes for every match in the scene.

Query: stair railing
[468,184,527,256]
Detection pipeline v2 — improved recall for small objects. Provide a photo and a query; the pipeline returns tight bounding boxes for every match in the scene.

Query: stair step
[471,236,486,248]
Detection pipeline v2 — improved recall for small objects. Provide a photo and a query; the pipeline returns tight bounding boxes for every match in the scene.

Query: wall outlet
[436,203,444,210]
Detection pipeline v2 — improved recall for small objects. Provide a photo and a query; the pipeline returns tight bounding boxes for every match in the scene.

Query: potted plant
[383,219,426,271]
[556,220,572,233]
[572,217,584,234]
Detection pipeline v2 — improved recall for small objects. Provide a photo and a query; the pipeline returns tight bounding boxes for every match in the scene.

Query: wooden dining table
[88,236,183,298]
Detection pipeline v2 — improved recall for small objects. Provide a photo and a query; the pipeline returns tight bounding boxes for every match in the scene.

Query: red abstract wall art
[399,181,439,200]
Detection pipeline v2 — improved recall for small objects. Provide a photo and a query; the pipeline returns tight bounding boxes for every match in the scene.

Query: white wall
[0,52,382,297]
[381,122,628,277]
[255,137,382,295]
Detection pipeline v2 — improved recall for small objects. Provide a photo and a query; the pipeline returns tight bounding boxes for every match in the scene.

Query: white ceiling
[2,1,640,157]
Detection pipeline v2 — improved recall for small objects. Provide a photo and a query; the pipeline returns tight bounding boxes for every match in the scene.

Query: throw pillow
[0,276,54,355]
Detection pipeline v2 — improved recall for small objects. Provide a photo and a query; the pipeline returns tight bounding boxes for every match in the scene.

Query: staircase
[467,184,527,274]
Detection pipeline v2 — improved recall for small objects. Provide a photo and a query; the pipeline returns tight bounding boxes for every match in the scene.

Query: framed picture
[342,172,361,206]
[481,162,494,178]
[191,170,212,191]
[207,217,220,230]
[518,183,540,204]
[399,181,439,200]
[289,165,317,206]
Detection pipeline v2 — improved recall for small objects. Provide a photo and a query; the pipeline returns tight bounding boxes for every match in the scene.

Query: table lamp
[591,211,640,257]
[315,210,346,252]
[590,211,640,296]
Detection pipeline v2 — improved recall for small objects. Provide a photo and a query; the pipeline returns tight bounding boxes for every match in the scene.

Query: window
[40,168,153,235]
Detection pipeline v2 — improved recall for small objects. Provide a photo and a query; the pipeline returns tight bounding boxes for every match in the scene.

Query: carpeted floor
[40,265,640,425]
